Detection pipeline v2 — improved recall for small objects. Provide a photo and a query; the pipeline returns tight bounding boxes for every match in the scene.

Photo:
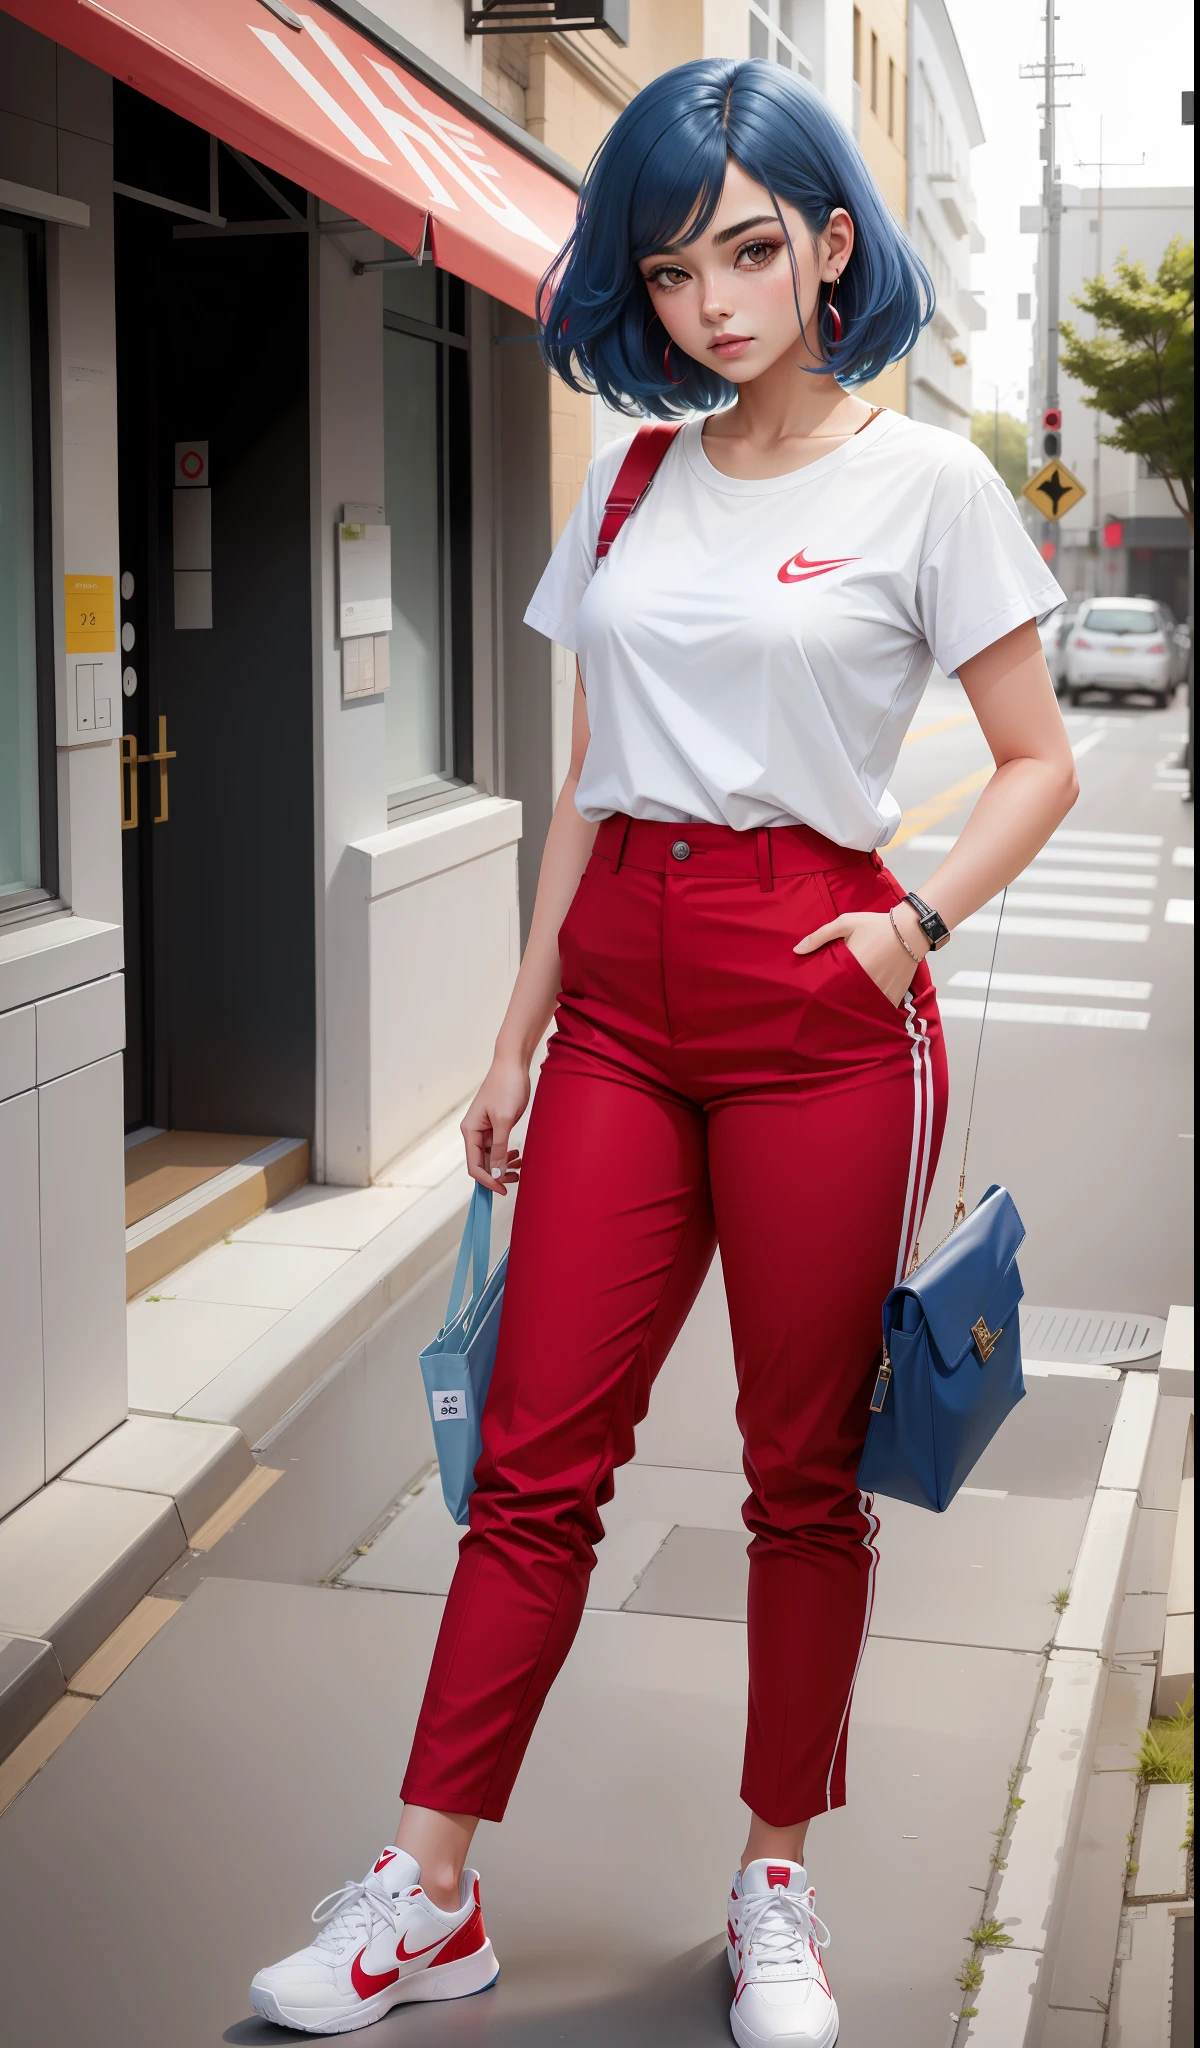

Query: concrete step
[124,1134,309,1298]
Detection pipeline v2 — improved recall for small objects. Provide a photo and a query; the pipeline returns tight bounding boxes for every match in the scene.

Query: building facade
[0,0,931,1564]
[1026,182,1194,618]
[0,0,681,1534]
[904,0,984,436]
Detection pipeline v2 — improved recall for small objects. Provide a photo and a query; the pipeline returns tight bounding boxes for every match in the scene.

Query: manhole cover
[1020,1305,1166,1369]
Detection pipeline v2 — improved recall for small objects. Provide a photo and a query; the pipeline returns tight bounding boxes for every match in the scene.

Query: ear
[823,207,856,280]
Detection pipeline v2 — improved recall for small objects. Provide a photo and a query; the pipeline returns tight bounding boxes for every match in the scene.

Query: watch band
[903,891,951,950]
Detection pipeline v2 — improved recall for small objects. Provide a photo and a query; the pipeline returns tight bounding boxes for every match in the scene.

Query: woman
[251,58,1075,2047]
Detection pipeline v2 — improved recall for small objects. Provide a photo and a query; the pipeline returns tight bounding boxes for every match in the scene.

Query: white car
[1061,598,1176,706]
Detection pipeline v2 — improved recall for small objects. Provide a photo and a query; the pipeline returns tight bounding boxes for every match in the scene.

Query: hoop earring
[652,314,688,388]
[825,274,843,347]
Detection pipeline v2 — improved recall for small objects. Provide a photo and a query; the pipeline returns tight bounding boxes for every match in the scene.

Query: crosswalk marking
[999,890,1154,915]
[1072,730,1107,760]
[1052,828,1163,848]
[1031,847,1160,869]
[947,971,1153,1000]
[960,914,1150,942]
[1017,870,1158,891]
[905,830,1164,859]
[1165,899,1195,925]
[938,998,1150,1030]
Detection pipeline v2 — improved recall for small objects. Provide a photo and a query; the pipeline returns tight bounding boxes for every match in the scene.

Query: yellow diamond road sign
[1022,458,1087,522]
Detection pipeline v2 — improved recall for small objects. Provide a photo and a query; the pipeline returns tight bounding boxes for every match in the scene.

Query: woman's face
[636,157,854,384]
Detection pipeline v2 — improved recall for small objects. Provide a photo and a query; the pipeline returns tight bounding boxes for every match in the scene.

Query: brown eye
[737,239,780,267]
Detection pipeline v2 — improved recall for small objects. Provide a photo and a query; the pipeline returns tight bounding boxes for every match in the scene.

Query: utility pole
[1076,120,1144,584]
[1020,12,1083,561]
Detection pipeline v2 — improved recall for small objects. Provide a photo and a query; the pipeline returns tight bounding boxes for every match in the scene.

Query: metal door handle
[139,714,177,823]
[120,733,139,830]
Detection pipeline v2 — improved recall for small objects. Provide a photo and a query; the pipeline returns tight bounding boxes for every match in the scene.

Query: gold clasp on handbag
[869,1350,892,1413]
[971,1316,1002,1363]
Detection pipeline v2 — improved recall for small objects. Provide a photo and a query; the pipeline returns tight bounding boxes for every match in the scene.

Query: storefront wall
[0,21,126,1519]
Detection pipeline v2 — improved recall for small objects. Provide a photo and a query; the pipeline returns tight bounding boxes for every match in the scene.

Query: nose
[699,269,735,325]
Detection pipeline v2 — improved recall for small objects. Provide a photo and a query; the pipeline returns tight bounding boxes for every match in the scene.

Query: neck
[715,330,869,448]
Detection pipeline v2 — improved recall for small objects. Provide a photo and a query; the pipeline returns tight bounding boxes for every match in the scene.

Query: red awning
[4,0,577,316]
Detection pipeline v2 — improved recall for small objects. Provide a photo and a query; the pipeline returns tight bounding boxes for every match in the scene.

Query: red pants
[402,816,947,1826]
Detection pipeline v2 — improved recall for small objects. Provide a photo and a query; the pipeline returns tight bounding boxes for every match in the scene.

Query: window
[747,2,811,75]
[870,33,879,116]
[0,212,54,915]
[382,255,473,814]
[888,57,895,138]
[852,8,862,82]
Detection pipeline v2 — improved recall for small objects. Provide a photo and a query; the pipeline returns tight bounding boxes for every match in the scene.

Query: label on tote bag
[432,1390,468,1420]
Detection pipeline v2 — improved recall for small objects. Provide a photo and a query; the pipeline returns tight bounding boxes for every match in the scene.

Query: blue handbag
[419,1185,507,1526]
[857,1184,1026,1511]
[857,894,1027,1512]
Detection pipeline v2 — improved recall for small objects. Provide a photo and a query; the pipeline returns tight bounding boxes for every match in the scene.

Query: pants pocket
[810,870,906,1019]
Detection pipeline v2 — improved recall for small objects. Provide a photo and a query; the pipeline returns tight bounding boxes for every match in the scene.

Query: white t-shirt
[524,408,1064,848]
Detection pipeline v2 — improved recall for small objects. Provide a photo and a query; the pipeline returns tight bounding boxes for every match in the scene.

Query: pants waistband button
[671,839,691,862]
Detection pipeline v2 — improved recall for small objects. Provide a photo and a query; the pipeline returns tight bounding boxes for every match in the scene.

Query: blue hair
[537,58,934,417]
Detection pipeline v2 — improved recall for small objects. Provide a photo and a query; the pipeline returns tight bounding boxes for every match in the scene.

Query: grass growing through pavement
[1134,1693,1194,1787]
[954,1766,1025,2022]
[1134,1693,1195,1857]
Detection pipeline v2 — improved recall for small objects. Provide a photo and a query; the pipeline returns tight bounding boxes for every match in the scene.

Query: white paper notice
[338,522,392,639]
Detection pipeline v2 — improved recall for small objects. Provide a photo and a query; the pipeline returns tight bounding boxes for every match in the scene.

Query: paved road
[0,681,1191,2048]
[887,680,1193,1316]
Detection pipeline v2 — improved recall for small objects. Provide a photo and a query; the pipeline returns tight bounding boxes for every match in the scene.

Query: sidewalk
[0,1245,1188,2045]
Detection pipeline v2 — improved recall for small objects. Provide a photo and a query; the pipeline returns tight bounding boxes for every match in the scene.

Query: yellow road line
[891,766,993,848]
[902,712,975,746]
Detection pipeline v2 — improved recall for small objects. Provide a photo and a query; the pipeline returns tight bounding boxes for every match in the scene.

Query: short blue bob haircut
[537,58,934,417]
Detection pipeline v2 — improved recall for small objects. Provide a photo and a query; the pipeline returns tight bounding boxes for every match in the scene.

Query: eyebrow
[713,213,777,246]
[646,213,777,260]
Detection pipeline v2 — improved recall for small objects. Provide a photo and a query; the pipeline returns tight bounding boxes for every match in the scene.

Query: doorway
[115,98,316,1147]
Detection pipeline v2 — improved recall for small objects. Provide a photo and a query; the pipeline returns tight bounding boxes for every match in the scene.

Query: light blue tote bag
[419,1185,507,1526]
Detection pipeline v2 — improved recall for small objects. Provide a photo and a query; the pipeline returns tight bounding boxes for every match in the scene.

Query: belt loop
[756,827,774,892]
[612,815,631,872]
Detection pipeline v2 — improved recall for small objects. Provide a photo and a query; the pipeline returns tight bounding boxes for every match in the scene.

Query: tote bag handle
[445,1183,493,1325]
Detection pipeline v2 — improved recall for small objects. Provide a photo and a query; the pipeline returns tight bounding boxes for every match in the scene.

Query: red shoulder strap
[595,423,681,564]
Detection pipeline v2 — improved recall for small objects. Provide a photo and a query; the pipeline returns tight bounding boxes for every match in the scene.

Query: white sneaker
[726,1860,838,2048]
[249,1845,498,2034]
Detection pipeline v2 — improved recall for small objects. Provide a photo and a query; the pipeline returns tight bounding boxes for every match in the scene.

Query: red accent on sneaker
[727,1919,739,1947]
[432,1904,487,1968]
[373,1850,398,1874]
[765,1864,793,1890]
[396,1930,453,1965]
[350,1948,400,1999]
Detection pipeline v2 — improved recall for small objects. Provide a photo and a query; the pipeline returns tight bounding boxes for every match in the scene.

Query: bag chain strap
[906,886,1007,1276]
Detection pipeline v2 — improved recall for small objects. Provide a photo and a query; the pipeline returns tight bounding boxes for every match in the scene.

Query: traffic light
[1042,406,1062,458]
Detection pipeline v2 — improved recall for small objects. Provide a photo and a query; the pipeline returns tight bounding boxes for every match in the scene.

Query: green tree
[970,410,1029,499]
[1060,237,1194,532]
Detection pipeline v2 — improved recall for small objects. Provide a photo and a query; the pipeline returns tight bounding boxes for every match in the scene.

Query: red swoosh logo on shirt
[777,548,859,584]
[351,1948,400,1999]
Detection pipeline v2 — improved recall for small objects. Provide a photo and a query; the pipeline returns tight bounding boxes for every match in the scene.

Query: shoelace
[309,1879,397,1955]
[737,1886,831,1980]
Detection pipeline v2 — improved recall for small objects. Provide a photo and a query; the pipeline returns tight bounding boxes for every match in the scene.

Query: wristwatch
[903,891,951,951]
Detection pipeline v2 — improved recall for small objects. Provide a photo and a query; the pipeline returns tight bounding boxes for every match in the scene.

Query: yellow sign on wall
[64,573,115,654]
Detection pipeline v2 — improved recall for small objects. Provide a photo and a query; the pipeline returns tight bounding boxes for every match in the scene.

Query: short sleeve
[915,472,1066,676]
[524,431,638,652]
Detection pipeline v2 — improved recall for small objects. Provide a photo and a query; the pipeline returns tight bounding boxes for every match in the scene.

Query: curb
[959,1366,1164,2045]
